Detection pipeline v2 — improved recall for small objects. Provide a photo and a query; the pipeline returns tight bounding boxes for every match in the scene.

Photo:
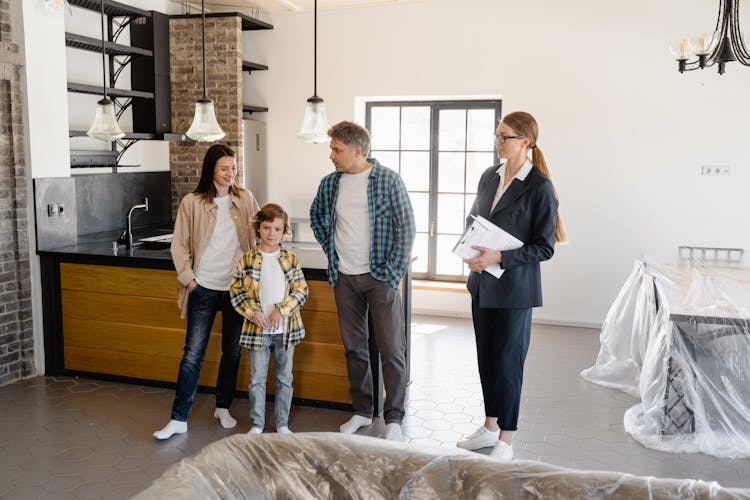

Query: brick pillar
[0,1,34,386]
[168,15,244,218]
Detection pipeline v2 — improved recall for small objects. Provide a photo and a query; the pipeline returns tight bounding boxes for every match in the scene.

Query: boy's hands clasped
[252,307,283,330]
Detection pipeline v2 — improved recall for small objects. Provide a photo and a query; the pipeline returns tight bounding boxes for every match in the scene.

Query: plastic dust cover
[582,259,750,458]
[133,433,749,499]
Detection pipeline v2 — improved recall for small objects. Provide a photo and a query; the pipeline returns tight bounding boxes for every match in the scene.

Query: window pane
[401,107,430,150]
[466,152,494,194]
[437,193,464,234]
[437,152,465,193]
[412,233,428,274]
[467,109,496,151]
[409,192,429,233]
[401,152,429,192]
[438,109,466,151]
[436,234,463,276]
[372,151,399,172]
[370,107,400,150]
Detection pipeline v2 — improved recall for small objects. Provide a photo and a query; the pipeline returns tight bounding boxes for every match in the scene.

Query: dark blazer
[466,164,558,309]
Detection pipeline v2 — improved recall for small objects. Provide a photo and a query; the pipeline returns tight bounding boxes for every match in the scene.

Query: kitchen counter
[39,229,329,274]
[38,232,408,411]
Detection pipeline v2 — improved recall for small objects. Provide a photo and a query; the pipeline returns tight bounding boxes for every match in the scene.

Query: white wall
[19,0,71,179]
[245,0,750,325]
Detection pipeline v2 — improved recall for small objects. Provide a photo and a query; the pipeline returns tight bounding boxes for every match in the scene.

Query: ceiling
[172,0,421,14]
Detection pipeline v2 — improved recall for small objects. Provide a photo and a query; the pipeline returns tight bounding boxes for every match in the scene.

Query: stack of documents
[452,215,523,278]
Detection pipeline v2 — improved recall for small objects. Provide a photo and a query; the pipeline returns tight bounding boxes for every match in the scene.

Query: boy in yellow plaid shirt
[230,203,308,434]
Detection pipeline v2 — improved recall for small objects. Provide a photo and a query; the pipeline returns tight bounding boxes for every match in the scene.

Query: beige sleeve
[171,196,195,286]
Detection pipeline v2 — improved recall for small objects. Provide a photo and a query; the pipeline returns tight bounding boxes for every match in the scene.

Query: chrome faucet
[118,197,149,250]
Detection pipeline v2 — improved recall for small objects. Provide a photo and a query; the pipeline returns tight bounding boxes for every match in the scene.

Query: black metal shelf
[242,61,268,73]
[172,12,273,31]
[242,105,268,114]
[70,130,154,139]
[67,82,154,99]
[69,149,118,167]
[69,130,190,141]
[68,0,151,18]
[65,32,153,57]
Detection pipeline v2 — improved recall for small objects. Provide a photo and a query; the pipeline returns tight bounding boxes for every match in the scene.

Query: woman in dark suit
[457,111,566,460]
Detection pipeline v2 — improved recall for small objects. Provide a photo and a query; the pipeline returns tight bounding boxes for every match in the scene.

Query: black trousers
[471,303,532,431]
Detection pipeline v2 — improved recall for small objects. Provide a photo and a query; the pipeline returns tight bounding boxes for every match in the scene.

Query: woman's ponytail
[531,146,567,244]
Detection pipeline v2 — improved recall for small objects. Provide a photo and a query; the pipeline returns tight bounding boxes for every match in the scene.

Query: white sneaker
[340,415,373,434]
[153,420,187,440]
[490,440,513,461]
[457,426,499,450]
[384,423,402,442]
[213,408,237,429]
[247,427,263,435]
[277,426,293,434]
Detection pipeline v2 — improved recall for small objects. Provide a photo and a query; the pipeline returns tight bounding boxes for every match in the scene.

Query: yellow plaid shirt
[230,245,308,350]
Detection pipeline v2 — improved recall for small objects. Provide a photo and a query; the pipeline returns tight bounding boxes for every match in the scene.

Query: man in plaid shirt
[310,121,415,442]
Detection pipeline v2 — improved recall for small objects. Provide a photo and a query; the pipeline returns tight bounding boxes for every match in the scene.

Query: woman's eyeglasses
[494,134,525,144]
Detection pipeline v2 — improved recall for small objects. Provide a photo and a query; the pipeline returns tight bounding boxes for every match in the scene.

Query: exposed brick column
[0,1,34,386]
[168,15,244,219]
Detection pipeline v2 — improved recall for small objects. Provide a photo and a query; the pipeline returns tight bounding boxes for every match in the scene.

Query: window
[366,100,501,281]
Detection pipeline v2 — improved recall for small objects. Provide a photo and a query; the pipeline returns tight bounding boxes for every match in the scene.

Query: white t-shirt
[334,168,371,275]
[259,249,285,334]
[195,195,242,290]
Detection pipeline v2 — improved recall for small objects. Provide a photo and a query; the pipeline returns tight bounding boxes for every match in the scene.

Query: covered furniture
[582,258,750,458]
[134,433,747,498]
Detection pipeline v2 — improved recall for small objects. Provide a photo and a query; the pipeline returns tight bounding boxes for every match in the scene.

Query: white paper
[452,215,523,278]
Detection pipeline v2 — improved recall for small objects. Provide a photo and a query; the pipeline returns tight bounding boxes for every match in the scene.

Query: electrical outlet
[47,203,65,217]
[701,165,731,176]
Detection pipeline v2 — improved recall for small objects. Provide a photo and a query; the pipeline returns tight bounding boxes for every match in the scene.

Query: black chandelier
[670,0,750,75]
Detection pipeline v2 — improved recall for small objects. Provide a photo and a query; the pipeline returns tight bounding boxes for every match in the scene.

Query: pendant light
[297,0,330,143]
[185,0,225,142]
[86,0,125,141]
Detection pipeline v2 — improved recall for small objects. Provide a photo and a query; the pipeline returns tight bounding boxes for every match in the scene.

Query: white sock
[340,415,373,434]
[384,423,403,442]
[214,408,237,429]
[277,426,293,434]
[153,420,187,440]
[247,427,263,435]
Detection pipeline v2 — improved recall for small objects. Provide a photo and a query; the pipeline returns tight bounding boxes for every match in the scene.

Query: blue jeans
[248,334,295,429]
[170,284,243,422]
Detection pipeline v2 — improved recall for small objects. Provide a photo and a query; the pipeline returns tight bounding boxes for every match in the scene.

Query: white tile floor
[1,315,749,499]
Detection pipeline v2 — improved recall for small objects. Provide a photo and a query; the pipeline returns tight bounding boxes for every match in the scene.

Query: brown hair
[328,121,371,157]
[252,203,290,236]
[193,144,240,202]
[501,112,567,244]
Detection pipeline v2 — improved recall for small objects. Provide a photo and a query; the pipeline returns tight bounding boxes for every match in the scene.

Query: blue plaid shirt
[310,158,415,288]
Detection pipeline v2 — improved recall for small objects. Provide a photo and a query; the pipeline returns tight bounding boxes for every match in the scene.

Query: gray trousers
[334,273,407,424]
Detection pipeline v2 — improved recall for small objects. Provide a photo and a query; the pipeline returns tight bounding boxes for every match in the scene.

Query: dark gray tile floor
[1,315,749,499]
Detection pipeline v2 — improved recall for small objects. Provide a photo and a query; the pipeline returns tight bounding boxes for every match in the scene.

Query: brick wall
[168,15,244,217]
[0,1,34,386]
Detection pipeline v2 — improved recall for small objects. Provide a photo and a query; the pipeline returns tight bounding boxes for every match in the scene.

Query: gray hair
[328,121,371,157]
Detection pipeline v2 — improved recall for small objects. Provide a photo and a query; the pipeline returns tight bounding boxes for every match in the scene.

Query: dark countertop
[38,229,329,278]
[38,228,174,269]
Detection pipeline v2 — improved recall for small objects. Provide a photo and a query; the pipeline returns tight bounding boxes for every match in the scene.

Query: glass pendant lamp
[185,0,226,142]
[297,0,330,143]
[86,0,124,141]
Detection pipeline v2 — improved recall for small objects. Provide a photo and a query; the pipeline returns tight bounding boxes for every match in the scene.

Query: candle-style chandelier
[669,0,750,75]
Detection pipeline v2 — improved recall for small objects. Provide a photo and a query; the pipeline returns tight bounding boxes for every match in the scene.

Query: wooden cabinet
[59,263,351,405]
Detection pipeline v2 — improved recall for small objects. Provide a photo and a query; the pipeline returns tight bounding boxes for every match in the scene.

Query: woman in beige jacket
[154,144,259,440]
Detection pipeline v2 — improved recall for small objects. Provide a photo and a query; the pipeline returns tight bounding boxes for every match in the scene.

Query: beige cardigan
[171,188,260,318]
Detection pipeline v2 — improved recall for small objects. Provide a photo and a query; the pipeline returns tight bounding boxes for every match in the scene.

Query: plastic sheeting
[582,259,750,458]
[134,433,748,499]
